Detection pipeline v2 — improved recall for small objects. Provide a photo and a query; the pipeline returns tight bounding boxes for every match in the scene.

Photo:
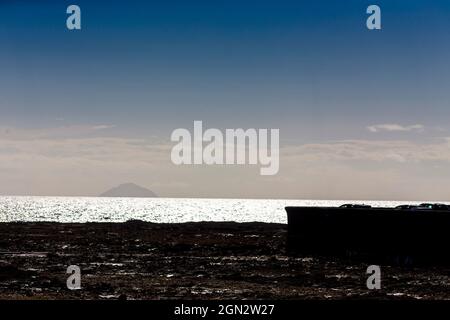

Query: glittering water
[0,196,445,223]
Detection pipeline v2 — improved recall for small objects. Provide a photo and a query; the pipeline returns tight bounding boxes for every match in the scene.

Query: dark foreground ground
[0,221,448,300]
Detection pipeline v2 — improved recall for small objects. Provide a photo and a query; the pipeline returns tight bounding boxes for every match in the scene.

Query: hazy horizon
[2,0,450,200]
[2,185,450,202]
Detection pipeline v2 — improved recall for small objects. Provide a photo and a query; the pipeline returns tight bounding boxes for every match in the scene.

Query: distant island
[100,183,157,198]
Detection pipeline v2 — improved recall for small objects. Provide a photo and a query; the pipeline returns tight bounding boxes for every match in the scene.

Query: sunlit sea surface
[1,196,446,223]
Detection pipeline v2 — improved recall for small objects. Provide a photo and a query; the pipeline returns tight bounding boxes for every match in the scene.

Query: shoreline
[0,221,448,300]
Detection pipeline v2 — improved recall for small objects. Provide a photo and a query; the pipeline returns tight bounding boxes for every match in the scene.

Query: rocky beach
[0,221,448,300]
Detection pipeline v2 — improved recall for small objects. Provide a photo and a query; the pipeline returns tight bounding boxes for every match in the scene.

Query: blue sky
[1,1,450,199]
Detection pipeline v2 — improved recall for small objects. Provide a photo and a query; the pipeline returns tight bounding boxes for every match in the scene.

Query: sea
[0,196,444,223]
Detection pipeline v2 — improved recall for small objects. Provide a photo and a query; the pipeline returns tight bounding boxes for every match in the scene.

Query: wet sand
[0,221,448,300]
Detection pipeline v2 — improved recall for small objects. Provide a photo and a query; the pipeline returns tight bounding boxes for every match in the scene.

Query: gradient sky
[1,0,450,200]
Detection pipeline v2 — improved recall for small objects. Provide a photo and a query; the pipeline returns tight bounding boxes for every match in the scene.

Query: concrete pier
[286,206,450,264]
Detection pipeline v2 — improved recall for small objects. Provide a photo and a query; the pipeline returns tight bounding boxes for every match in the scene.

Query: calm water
[0,196,442,223]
